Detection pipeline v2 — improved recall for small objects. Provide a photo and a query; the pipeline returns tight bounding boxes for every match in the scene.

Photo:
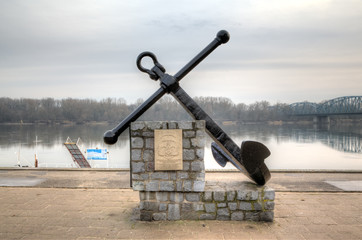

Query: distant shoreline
[1,118,361,127]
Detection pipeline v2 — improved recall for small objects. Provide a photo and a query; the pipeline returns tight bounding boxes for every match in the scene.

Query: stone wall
[130,121,206,192]
[130,121,275,222]
[139,182,274,221]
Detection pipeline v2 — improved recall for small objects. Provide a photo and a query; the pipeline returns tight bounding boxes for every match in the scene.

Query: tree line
[0,96,293,124]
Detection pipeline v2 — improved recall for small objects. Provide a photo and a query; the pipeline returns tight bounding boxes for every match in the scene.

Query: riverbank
[1,169,362,191]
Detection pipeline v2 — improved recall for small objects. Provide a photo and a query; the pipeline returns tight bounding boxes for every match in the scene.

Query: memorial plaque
[154,129,183,171]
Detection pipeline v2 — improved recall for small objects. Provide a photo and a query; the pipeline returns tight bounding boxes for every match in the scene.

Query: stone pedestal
[130,121,274,222]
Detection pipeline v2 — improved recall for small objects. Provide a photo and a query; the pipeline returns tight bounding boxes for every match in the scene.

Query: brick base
[137,181,275,222]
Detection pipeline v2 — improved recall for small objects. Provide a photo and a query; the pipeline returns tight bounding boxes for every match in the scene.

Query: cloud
[0,0,361,104]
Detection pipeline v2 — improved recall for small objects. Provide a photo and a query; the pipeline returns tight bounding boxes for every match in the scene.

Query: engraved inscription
[154,129,183,171]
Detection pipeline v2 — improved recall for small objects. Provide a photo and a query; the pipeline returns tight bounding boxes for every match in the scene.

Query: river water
[0,123,361,170]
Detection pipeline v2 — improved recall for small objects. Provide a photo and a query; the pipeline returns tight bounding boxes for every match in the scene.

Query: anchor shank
[171,86,242,167]
[171,85,270,185]
[103,87,166,145]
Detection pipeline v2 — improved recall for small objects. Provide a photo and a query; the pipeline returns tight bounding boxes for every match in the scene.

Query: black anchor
[104,30,271,185]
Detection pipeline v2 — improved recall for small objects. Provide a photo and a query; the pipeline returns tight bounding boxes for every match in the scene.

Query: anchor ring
[136,52,165,80]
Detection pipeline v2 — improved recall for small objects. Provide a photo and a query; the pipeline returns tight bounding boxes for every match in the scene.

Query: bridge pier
[313,116,330,129]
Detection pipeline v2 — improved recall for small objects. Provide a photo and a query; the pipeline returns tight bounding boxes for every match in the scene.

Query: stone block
[181,202,193,212]
[159,181,175,191]
[182,138,191,148]
[177,172,188,180]
[245,212,260,221]
[204,203,216,213]
[195,120,205,129]
[181,211,199,220]
[260,211,274,222]
[139,191,155,201]
[131,122,145,130]
[191,137,205,148]
[140,201,159,211]
[145,138,154,149]
[131,137,144,148]
[191,161,204,171]
[132,162,145,173]
[264,201,275,210]
[217,208,230,220]
[264,188,275,200]
[227,191,236,201]
[156,192,168,202]
[254,202,262,211]
[193,181,205,192]
[146,181,159,191]
[159,203,167,211]
[228,202,237,211]
[239,202,252,211]
[133,181,145,191]
[176,181,182,191]
[183,149,195,161]
[214,191,226,202]
[145,162,154,172]
[169,173,176,180]
[217,203,227,208]
[140,210,152,221]
[237,190,258,201]
[196,130,205,138]
[183,180,192,192]
[143,150,153,161]
[185,193,200,202]
[142,131,154,137]
[195,148,204,159]
[193,203,204,211]
[178,122,193,129]
[150,172,169,180]
[183,162,190,171]
[168,204,180,220]
[194,172,205,181]
[168,122,177,129]
[231,212,244,221]
[132,173,149,181]
[147,122,162,130]
[170,192,184,202]
[131,149,142,161]
[203,192,213,202]
[199,213,215,220]
[183,130,196,138]
[152,213,166,221]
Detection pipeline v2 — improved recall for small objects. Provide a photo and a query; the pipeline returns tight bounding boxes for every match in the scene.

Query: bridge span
[288,96,362,126]
[289,96,362,116]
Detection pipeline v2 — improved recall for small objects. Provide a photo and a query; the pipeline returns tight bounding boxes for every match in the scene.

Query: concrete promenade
[0,169,362,239]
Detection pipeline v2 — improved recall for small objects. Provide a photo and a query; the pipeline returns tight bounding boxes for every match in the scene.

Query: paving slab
[0,169,361,239]
[0,188,361,239]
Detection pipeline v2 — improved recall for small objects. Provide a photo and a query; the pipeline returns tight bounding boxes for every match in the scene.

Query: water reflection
[0,124,129,148]
[221,124,362,153]
[0,123,360,169]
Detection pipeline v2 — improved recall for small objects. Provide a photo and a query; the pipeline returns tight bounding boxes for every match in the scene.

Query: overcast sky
[0,0,361,104]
